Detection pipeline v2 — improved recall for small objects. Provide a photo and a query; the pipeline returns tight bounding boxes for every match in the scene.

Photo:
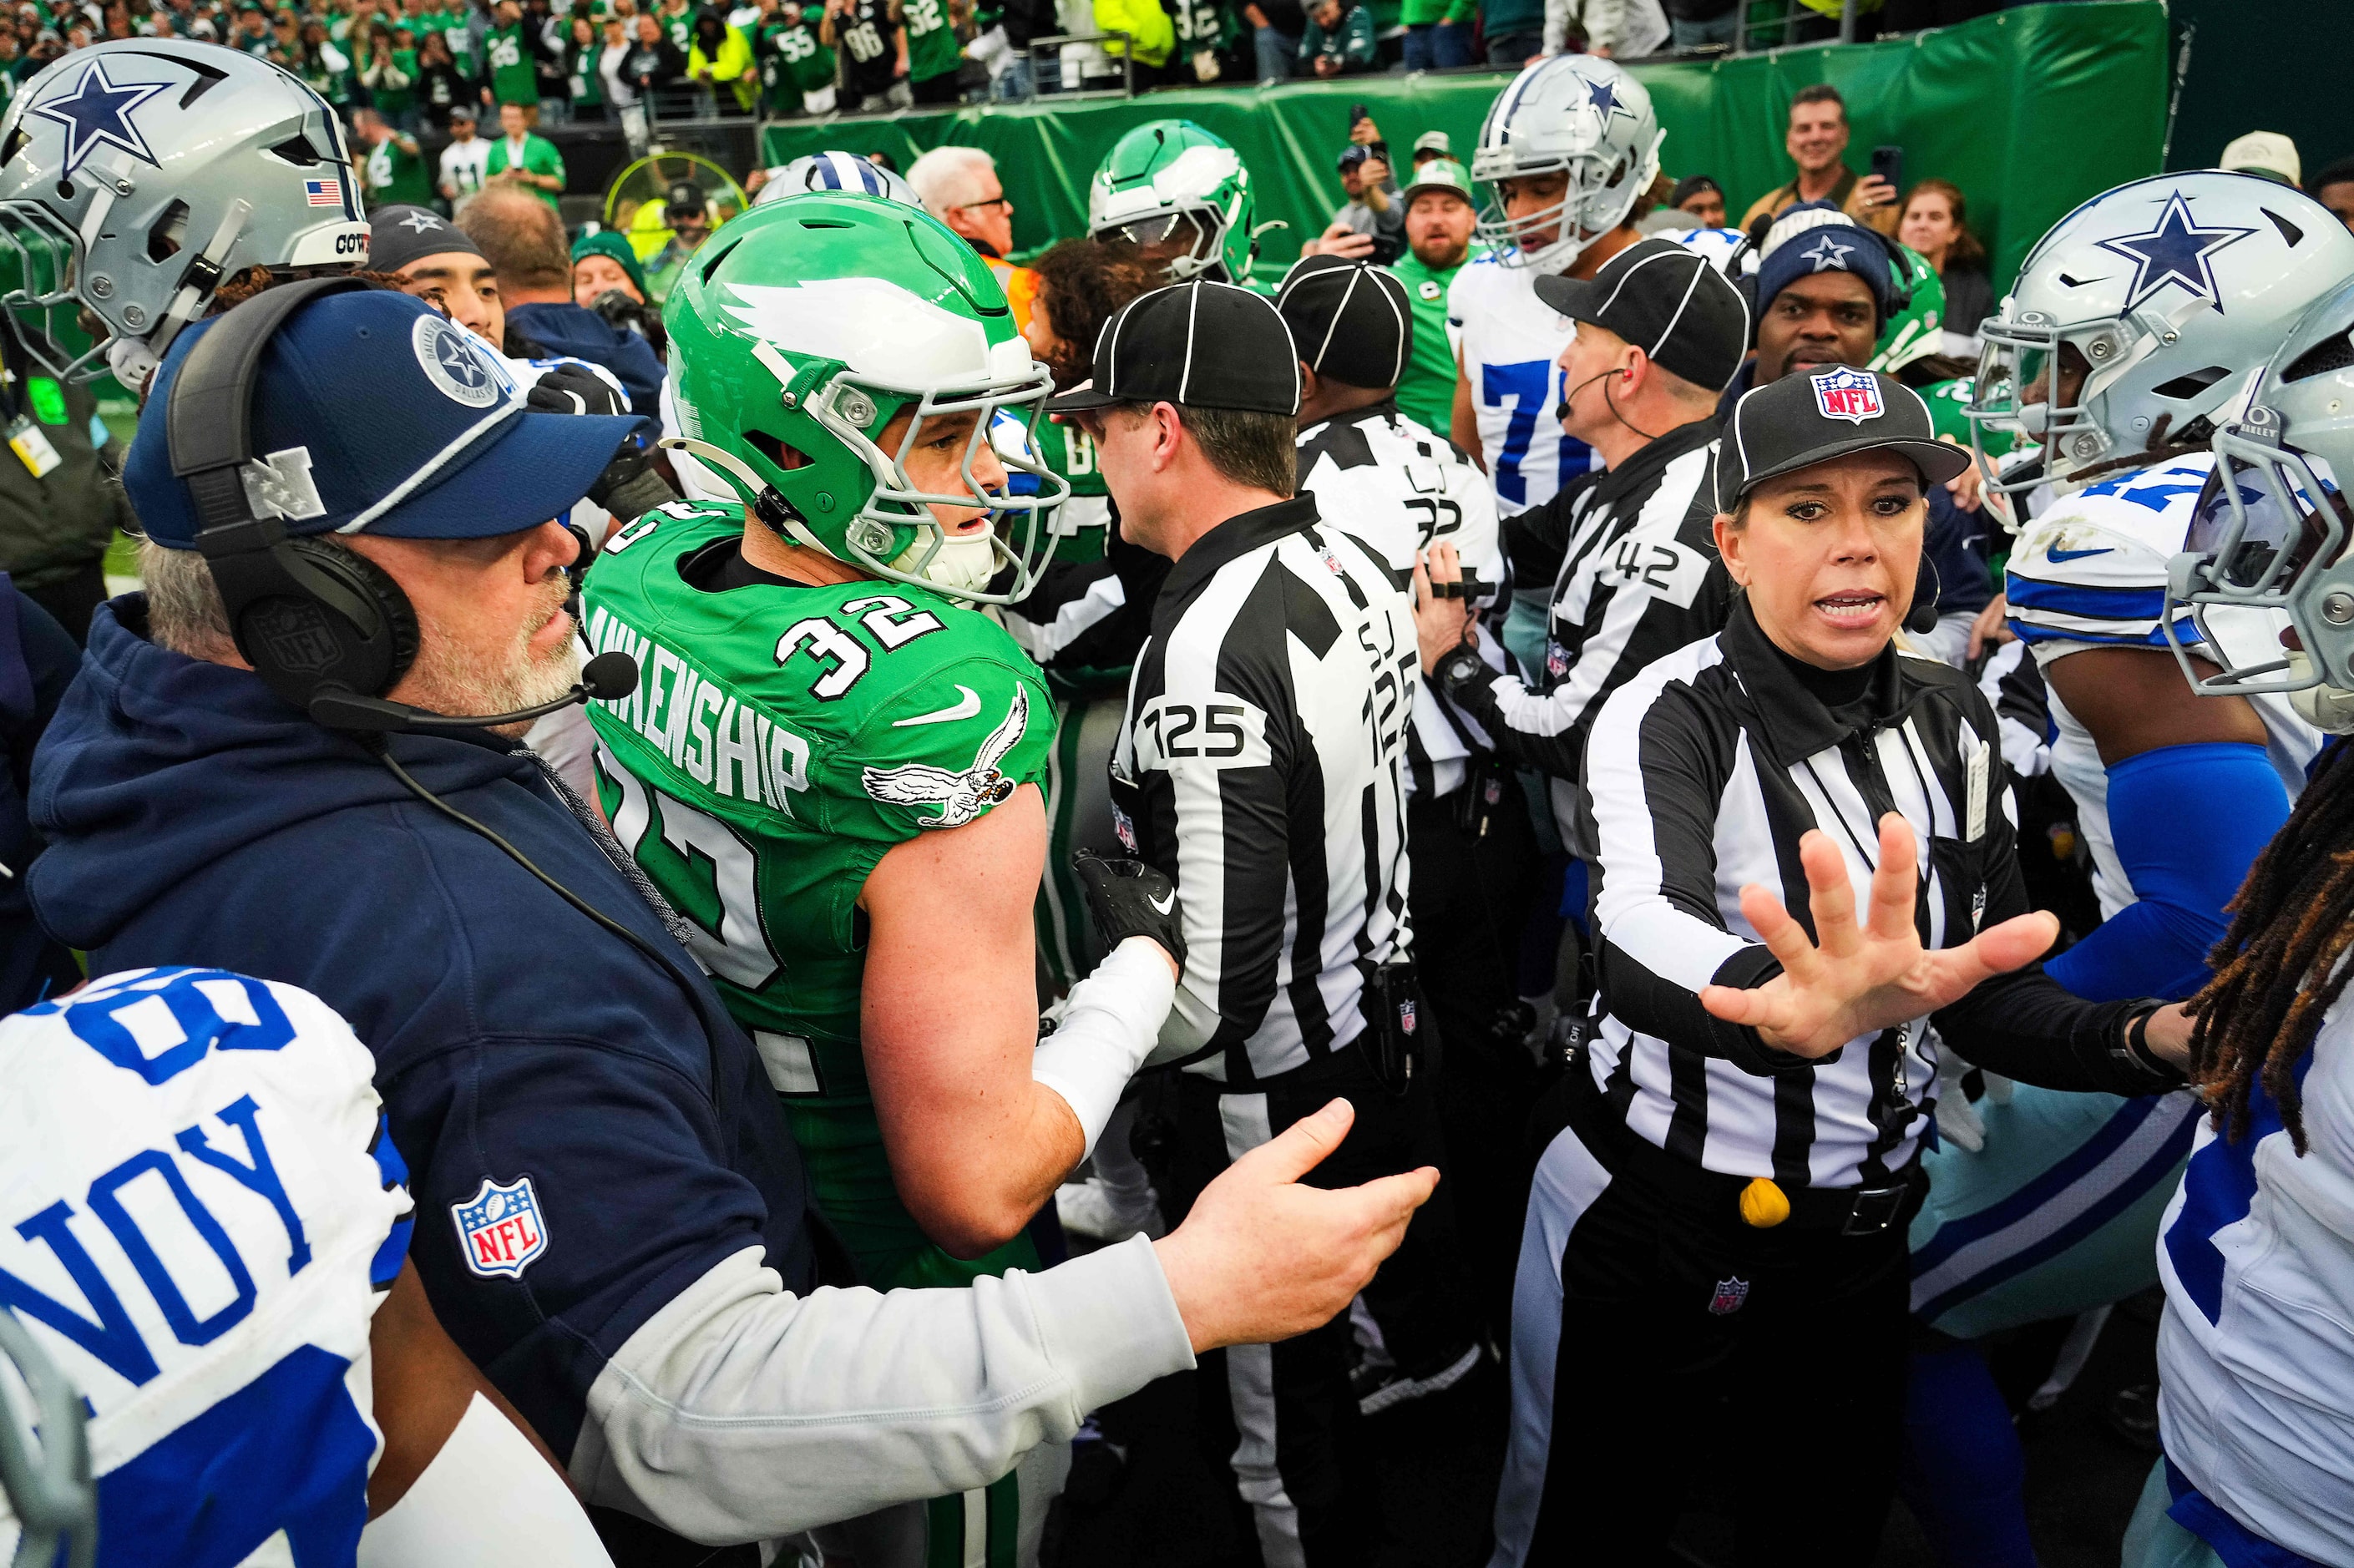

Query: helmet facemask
[1472,130,1659,273]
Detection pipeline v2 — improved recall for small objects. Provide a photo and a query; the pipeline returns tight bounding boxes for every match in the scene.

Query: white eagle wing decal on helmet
[723,278,997,386]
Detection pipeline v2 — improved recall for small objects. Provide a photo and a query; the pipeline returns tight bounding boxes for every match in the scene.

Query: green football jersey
[758,14,833,104]
[902,0,959,83]
[581,500,1056,1289]
[1921,375,2016,458]
[484,21,539,103]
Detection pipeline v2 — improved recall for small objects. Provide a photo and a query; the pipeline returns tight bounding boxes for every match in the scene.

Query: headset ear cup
[298,539,420,695]
[226,537,419,709]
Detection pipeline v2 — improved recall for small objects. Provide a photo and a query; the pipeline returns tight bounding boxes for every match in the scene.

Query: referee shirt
[1440,415,1728,846]
[1582,597,2174,1191]
[1294,399,1505,802]
[1110,494,1417,1086]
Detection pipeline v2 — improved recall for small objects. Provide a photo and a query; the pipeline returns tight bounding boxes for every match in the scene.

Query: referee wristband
[1031,937,1178,1158]
[2114,1001,2184,1085]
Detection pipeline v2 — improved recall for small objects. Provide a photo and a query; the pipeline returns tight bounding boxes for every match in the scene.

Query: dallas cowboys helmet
[1968,171,2354,514]
[754,150,919,208]
[2165,276,2354,731]
[0,41,367,382]
[1471,55,1663,273]
[0,1304,96,1568]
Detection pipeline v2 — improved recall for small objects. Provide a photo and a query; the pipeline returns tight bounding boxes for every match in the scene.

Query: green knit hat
[570,230,649,301]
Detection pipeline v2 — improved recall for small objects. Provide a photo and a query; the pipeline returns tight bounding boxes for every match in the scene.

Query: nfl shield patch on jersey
[453,1175,549,1279]
[1708,1277,1750,1315]
[1811,367,1883,425]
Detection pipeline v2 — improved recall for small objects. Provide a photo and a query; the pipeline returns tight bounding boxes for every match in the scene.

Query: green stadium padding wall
[760,0,2165,293]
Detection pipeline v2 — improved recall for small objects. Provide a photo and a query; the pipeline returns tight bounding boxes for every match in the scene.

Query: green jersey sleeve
[820,631,1054,845]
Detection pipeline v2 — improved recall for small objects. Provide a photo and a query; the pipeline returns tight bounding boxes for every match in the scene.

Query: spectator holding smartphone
[1298,0,1372,73]
[1302,117,1405,265]
[1736,84,1897,240]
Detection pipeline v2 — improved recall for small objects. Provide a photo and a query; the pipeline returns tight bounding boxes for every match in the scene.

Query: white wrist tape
[357,1393,614,1567]
[1031,936,1178,1159]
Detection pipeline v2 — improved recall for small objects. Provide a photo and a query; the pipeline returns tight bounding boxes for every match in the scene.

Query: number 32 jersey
[580,502,1052,1287]
[0,969,412,1566]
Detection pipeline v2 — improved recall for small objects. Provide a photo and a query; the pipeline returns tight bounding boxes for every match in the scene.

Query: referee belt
[1565,1065,1924,1237]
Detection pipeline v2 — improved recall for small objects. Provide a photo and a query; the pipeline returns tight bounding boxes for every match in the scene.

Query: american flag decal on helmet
[303,177,342,207]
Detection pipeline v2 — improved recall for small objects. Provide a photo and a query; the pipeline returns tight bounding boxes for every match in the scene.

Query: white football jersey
[0,969,412,1564]
[1446,254,1596,517]
[2157,987,2354,1562]
[2005,453,2321,917]
[1296,403,1505,798]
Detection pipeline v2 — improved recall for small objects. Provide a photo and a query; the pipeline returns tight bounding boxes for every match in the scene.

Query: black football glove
[1072,849,1186,970]
[526,363,674,518]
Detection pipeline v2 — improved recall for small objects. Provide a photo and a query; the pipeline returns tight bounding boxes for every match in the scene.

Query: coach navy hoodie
[508,301,667,420]
[28,596,813,1467]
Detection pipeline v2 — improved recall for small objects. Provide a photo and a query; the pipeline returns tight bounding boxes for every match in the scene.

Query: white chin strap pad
[357,1393,615,1567]
[1030,937,1177,1159]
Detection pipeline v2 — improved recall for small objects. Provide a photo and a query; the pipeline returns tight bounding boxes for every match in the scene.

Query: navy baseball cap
[126,289,645,549]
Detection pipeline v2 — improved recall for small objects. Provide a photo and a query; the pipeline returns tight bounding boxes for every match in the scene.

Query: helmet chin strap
[2287,651,2354,732]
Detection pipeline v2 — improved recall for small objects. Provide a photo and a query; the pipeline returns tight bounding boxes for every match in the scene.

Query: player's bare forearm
[1450,344,1482,473]
[860,785,1086,1258]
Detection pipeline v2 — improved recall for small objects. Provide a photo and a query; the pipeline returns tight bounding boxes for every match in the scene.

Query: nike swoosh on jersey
[2046,547,2114,562]
[1149,891,1175,915]
[893,685,982,726]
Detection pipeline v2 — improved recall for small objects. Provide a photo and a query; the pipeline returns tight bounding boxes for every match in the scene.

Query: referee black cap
[1275,255,1412,393]
[1715,365,1972,513]
[1045,280,1303,417]
[1533,237,1749,393]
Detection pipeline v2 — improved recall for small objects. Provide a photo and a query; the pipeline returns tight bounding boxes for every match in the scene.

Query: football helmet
[0,1304,96,1568]
[1870,240,1946,376]
[754,149,919,208]
[1471,54,1663,273]
[1087,120,1260,284]
[1969,171,2354,512]
[0,41,367,382]
[2166,277,2354,731]
[661,193,1068,605]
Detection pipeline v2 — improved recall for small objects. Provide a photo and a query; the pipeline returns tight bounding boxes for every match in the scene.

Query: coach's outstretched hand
[1153,1099,1437,1353]
[1698,815,2061,1060]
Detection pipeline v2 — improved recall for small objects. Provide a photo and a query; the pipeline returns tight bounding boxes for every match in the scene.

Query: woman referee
[1435,367,2200,1565]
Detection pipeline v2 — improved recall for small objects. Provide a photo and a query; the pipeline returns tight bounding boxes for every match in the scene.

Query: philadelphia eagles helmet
[2167,276,2354,730]
[1087,120,1260,284]
[0,41,368,383]
[0,1303,95,1568]
[661,193,1068,605]
[1970,171,2354,511]
[1471,54,1663,273]
[1870,240,1947,376]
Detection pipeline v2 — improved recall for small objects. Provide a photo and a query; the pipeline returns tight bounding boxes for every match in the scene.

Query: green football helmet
[1088,119,1262,284]
[1869,239,1949,376]
[661,192,1069,605]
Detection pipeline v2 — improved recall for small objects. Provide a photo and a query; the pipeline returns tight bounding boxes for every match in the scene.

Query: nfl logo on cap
[453,1175,549,1279]
[1811,367,1883,425]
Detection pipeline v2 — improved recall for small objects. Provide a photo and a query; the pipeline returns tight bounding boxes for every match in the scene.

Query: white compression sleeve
[1029,936,1177,1158]
[357,1392,614,1568]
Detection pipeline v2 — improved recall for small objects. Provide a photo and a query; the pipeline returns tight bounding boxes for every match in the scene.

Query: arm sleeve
[1445,498,1730,783]
[1583,670,1798,1074]
[570,1237,1195,1544]
[2043,742,2290,1004]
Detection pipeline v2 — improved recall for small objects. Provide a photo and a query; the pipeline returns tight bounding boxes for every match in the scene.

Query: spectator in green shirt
[1388,158,1484,434]
[1297,0,1371,73]
[901,0,962,105]
[755,0,835,115]
[359,22,419,127]
[484,99,564,209]
[355,105,436,209]
[483,0,539,104]
[560,13,604,116]
[1399,0,1467,68]
[1478,0,1539,63]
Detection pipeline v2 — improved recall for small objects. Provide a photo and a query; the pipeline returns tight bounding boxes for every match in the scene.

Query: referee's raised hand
[1696,813,2062,1060]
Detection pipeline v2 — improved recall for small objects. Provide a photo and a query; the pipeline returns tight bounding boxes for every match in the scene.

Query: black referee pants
[1169,1046,1466,1567]
[1496,1115,1911,1566]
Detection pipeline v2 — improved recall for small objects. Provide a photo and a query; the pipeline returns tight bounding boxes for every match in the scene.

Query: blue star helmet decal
[1585,76,1630,125]
[28,57,170,178]
[2096,190,2258,316]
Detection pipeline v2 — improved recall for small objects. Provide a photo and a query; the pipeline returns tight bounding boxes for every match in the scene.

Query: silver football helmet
[2165,276,2354,731]
[1471,54,1663,273]
[754,150,919,208]
[0,1306,96,1568]
[1968,171,2354,515]
[0,41,368,382]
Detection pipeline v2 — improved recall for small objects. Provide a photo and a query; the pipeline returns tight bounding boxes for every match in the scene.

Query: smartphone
[1870,144,1904,196]
[1348,102,1369,133]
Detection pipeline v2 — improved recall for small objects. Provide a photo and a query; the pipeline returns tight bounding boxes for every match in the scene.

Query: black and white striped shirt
[1439,416,1729,846]
[1582,599,2169,1189]
[1294,400,1505,802]
[1110,496,1417,1085]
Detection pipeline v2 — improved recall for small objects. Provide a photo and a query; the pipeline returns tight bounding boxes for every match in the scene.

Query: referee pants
[1491,1114,1911,1567]
[1169,1046,1466,1568]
